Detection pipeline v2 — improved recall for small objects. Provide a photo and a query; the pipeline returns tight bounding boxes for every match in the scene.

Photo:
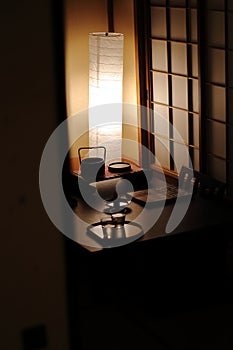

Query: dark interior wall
[1,1,69,349]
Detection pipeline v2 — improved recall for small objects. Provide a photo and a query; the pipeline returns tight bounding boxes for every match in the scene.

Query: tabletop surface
[70,172,233,252]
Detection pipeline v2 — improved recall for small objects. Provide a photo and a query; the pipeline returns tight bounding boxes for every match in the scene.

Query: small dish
[108,161,131,173]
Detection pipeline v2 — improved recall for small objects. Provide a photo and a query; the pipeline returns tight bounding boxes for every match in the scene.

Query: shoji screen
[201,0,226,182]
[200,0,232,195]
[136,0,233,195]
[149,0,199,172]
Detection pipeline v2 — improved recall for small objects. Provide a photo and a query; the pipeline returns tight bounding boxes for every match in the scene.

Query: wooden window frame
[134,0,232,195]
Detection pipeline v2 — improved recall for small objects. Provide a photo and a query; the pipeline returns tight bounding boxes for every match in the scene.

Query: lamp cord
[107,0,114,32]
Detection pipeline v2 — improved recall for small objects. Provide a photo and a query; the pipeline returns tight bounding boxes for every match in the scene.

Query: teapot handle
[78,146,106,163]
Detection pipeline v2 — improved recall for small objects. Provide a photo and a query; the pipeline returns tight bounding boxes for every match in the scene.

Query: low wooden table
[72,163,144,182]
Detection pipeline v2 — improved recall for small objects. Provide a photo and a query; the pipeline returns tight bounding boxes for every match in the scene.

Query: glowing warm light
[89,32,124,162]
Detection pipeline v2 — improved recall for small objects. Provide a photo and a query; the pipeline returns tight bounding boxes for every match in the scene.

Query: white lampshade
[89,32,124,162]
